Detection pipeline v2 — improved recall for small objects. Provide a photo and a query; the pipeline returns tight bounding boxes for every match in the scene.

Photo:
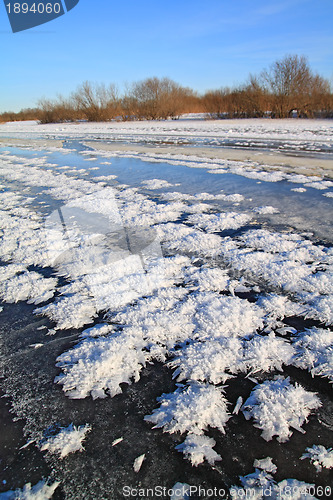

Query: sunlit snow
[242,377,321,442]
[40,423,91,458]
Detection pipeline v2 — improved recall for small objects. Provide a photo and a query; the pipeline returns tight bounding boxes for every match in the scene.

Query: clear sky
[1,0,333,112]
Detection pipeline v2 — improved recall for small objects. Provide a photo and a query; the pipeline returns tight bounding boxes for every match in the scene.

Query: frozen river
[0,121,332,499]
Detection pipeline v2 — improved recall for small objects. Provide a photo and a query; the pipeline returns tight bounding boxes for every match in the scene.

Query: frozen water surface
[0,129,332,499]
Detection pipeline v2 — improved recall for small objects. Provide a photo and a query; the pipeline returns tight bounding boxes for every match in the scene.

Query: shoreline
[0,137,65,149]
[85,140,333,179]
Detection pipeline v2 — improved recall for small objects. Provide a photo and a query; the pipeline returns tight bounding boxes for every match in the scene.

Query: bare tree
[129,77,192,120]
[260,54,330,117]
[38,95,78,123]
[203,82,268,119]
[119,94,138,121]
[203,88,229,118]
[240,75,270,117]
[37,98,58,124]
[131,77,161,119]
[73,81,119,121]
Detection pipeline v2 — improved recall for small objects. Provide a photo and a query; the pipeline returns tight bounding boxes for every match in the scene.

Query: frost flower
[301,444,333,471]
[145,382,230,436]
[175,434,222,466]
[40,423,91,458]
[242,377,321,442]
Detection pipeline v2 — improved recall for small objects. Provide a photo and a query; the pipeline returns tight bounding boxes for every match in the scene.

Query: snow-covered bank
[0,118,332,144]
[1,118,332,180]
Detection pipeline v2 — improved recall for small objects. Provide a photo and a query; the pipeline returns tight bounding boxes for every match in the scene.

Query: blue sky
[1,0,333,112]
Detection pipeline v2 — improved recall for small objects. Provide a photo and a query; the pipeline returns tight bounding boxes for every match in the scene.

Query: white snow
[157,222,223,257]
[233,396,243,415]
[243,333,295,375]
[230,468,319,500]
[186,211,251,232]
[257,294,298,325]
[145,382,230,436]
[169,483,191,500]
[0,481,60,500]
[133,453,145,472]
[169,338,245,384]
[242,377,321,442]
[169,333,294,385]
[1,119,333,196]
[305,181,332,190]
[230,469,276,500]
[40,423,91,458]
[114,287,264,351]
[112,437,123,446]
[175,434,222,466]
[301,444,333,471]
[292,327,333,383]
[35,292,97,330]
[141,179,177,189]
[0,271,57,305]
[0,117,331,143]
[55,330,148,398]
[303,295,333,325]
[253,457,277,474]
[277,479,319,500]
[253,206,279,215]
[183,265,231,292]
[79,323,116,338]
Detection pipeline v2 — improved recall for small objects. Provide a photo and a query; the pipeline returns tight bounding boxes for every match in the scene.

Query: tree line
[204,55,332,119]
[1,55,332,123]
